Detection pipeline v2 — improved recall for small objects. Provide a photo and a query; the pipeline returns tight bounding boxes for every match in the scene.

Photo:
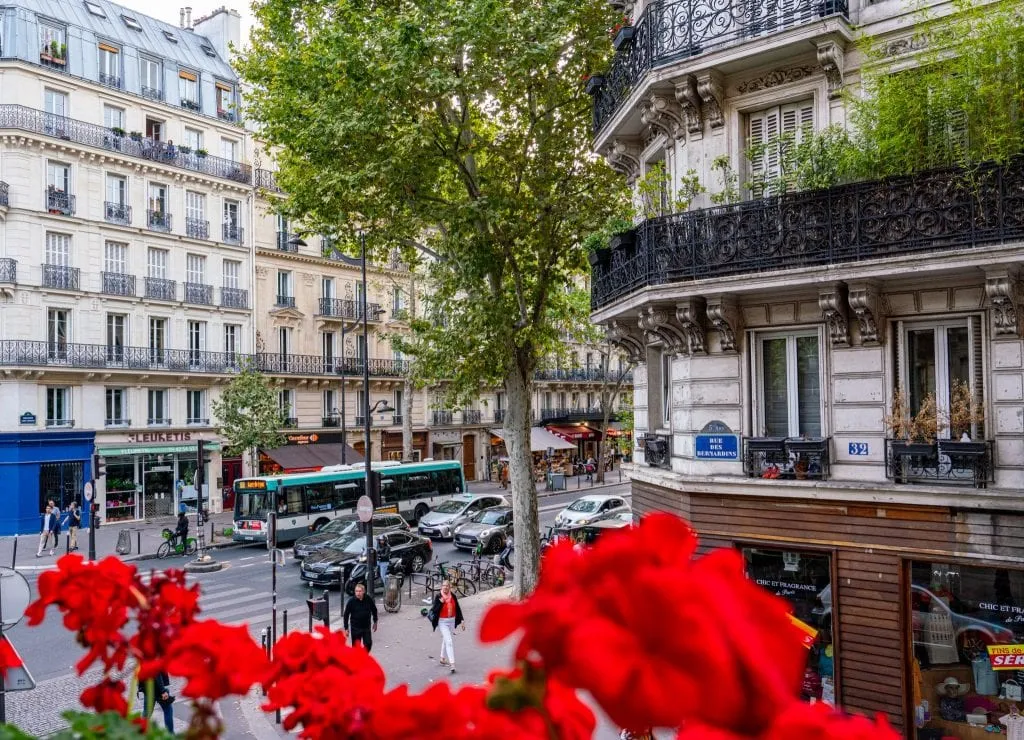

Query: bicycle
[467,546,507,589]
[156,528,196,559]
[424,561,476,598]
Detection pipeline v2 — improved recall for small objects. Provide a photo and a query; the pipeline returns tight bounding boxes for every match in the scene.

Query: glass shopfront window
[743,547,836,706]
[910,562,1024,739]
[104,459,137,523]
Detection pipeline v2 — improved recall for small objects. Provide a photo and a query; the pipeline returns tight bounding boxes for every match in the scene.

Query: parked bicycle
[468,545,507,588]
[156,528,196,558]
[424,560,476,598]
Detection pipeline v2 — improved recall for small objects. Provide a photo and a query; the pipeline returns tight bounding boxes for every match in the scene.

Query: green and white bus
[232,460,466,544]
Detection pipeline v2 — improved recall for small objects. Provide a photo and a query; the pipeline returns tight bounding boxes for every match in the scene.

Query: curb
[124,541,247,563]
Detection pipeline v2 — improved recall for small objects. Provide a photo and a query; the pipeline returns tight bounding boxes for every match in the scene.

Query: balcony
[148,417,172,426]
[40,50,67,71]
[101,272,136,297]
[104,201,132,226]
[184,282,213,306]
[254,353,409,377]
[186,417,210,426]
[322,416,341,428]
[463,410,482,424]
[42,264,80,291]
[180,99,200,112]
[46,418,75,428]
[283,417,299,429]
[590,0,849,134]
[0,105,252,184]
[538,407,605,422]
[743,437,831,481]
[0,258,16,284]
[105,418,130,427]
[217,109,236,122]
[141,86,164,101]
[185,217,209,240]
[643,434,671,469]
[392,414,404,425]
[0,341,246,373]
[277,232,299,251]
[534,367,635,383]
[222,224,244,245]
[494,409,506,423]
[591,157,1024,311]
[318,297,384,321]
[432,410,453,426]
[220,287,248,309]
[275,294,296,309]
[99,72,121,89]
[147,210,172,232]
[145,277,177,301]
[354,416,366,426]
[46,189,75,216]
[255,168,282,193]
[885,439,993,489]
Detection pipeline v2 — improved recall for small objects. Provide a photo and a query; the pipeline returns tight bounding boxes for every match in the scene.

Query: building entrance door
[143,460,175,518]
[462,434,476,480]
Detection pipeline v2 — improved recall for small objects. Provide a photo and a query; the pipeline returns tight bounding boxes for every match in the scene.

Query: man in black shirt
[342,582,378,652]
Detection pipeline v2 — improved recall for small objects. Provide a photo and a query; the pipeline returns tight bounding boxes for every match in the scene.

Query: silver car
[453,506,514,553]
[417,493,507,539]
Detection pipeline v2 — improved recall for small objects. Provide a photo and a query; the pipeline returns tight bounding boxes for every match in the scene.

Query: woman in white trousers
[428,581,465,673]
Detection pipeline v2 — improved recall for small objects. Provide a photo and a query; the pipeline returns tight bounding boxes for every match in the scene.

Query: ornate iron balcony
[46,418,75,428]
[99,73,122,89]
[220,286,248,309]
[148,417,172,426]
[145,277,177,301]
[432,410,453,426]
[46,189,75,216]
[255,168,282,193]
[885,439,993,488]
[104,201,131,225]
[743,437,831,481]
[102,272,136,297]
[147,210,172,232]
[254,353,409,377]
[0,258,15,283]
[186,417,210,426]
[277,232,299,251]
[463,410,482,424]
[275,294,296,308]
[533,367,634,383]
[105,418,130,427]
[0,340,247,373]
[591,157,1024,311]
[0,105,252,184]
[141,86,164,101]
[222,224,244,244]
[494,409,506,423]
[0,181,9,207]
[185,217,209,240]
[184,282,213,305]
[181,99,200,112]
[42,264,80,290]
[318,297,384,320]
[591,0,849,134]
[218,109,236,122]
[322,416,341,428]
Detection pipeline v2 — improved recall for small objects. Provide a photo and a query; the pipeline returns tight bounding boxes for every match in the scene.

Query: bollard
[11,536,17,569]
[137,530,141,556]
[210,521,215,544]
[66,533,70,555]
[283,609,288,637]
[260,629,268,697]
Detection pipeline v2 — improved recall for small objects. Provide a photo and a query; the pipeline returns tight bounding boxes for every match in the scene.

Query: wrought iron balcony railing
[0,106,252,184]
[591,157,1024,311]
[147,210,172,232]
[101,272,136,297]
[0,258,15,283]
[885,438,993,488]
[222,224,244,244]
[220,287,248,309]
[494,409,506,423]
[217,109,236,122]
[184,282,213,306]
[104,201,131,226]
[590,0,849,134]
[463,410,482,424]
[145,277,177,301]
[186,417,210,426]
[277,232,299,251]
[317,297,384,320]
[0,341,247,374]
[322,416,341,428]
[105,418,130,427]
[185,217,209,240]
[42,264,80,290]
[255,168,282,193]
[180,99,200,112]
[141,86,164,101]
[534,367,635,383]
[275,294,296,308]
[46,418,75,428]
[392,414,404,425]
[0,181,9,207]
[254,353,409,377]
[432,410,454,426]
[743,437,831,481]
[283,417,299,428]
[148,417,172,426]
[46,189,75,216]
[538,407,606,422]
[99,72,121,89]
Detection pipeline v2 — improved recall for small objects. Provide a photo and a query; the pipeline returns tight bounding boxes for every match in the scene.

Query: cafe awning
[490,428,576,452]
[546,425,601,442]
[97,442,221,457]
[262,443,364,471]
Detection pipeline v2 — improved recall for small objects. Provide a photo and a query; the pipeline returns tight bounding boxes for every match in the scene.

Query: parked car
[541,518,631,552]
[553,494,630,528]
[292,512,409,561]
[417,493,507,539]
[300,530,432,588]
[453,506,514,553]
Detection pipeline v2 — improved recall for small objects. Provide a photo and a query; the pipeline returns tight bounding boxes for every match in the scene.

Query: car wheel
[411,554,426,573]
[488,534,505,555]
[414,504,429,522]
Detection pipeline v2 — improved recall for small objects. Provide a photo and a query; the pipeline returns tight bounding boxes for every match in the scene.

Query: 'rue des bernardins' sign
[694,421,739,461]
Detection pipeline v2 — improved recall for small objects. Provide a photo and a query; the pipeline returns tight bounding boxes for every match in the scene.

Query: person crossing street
[343,582,378,652]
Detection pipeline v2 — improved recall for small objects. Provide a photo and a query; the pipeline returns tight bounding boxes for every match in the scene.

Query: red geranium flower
[79,678,129,716]
[760,701,899,740]
[133,571,201,679]
[165,620,269,699]
[480,513,807,734]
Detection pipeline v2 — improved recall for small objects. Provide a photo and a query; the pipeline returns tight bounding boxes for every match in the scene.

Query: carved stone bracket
[816,41,845,99]
[985,270,1022,338]
[695,71,724,129]
[673,75,703,136]
[675,298,707,355]
[706,295,743,352]
[605,320,646,364]
[640,94,685,141]
[736,65,816,95]
[819,284,850,347]
[637,305,688,355]
[848,282,884,345]
[604,138,642,184]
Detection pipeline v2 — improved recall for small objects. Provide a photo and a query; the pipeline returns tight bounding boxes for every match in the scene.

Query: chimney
[179,8,186,28]
[185,7,193,30]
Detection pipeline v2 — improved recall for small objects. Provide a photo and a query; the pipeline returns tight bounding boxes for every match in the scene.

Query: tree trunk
[596,395,610,484]
[505,360,539,598]
[402,379,414,460]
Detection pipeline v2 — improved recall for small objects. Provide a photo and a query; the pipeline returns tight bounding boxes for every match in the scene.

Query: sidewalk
[469,467,631,496]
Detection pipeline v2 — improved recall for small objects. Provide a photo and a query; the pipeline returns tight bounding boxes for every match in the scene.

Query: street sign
[0,638,34,691]
[356,495,374,523]
[694,434,739,460]
[0,569,31,631]
[83,481,94,501]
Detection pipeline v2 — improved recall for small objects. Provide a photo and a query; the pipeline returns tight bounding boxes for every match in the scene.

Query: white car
[554,494,630,528]
[417,493,508,539]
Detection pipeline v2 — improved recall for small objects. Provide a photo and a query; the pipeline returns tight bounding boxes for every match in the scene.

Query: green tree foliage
[238,0,626,595]
[211,366,285,472]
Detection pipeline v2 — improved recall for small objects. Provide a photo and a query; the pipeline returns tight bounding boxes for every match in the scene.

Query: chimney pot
[180,8,186,28]
[185,6,193,29]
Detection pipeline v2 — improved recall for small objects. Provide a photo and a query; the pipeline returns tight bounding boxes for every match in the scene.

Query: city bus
[232,460,466,544]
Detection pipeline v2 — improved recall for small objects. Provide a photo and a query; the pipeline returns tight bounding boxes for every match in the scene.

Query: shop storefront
[259,431,364,475]
[381,431,427,462]
[547,424,601,460]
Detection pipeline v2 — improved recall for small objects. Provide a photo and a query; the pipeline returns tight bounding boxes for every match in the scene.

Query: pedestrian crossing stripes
[193,579,321,636]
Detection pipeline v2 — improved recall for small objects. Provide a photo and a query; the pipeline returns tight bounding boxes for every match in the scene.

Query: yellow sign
[788,614,819,649]
[235,480,268,491]
[987,644,1024,670]
[375,504,399,514]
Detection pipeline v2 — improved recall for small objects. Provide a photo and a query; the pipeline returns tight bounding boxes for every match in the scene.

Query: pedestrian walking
[428,580,465,673]
[342,582,378,652]
[376,535,391,588]
[139,670,175,732]
[36,504,56,557]
[66,501,81,551]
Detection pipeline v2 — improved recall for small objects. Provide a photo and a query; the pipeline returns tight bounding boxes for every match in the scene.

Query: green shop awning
[97,442,221,457]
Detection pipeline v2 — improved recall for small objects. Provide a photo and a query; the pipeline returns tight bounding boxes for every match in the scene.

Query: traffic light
[92,453,107,480]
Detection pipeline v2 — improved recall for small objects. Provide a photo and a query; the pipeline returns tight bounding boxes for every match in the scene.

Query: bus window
[334,482,360,508]
[280,487,304,515]
[307,483,334,512]
[380,478,396,505]
[235,490,273,519]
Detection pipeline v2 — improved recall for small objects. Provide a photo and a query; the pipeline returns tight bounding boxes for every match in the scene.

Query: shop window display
[742,547,835,706]
[911,562,1024,739]
[104,460,137,522]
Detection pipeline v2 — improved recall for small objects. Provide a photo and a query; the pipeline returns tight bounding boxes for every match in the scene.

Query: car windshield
[321,518,357,535]
[432,500,468,514]
[473,509,505,524]
[326,533,366,554]
[235,492,273,518]
[567,500,601,513]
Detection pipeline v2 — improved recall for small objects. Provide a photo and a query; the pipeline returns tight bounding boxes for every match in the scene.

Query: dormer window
[201,45,217,58]
[163,30,178,43]
[216,82,235,121]
[83,1,106,17]
[121,15,142,31]
[39,22,67,68]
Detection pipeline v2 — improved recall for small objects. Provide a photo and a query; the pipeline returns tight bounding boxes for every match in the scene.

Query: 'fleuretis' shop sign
[126,432,192,443]
[694,420,739,460]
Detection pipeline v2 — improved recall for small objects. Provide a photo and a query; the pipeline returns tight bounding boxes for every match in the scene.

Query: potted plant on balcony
[584,74,605,95]
[196,148,208,158]
[179,145,192,155]
[886,387,941,479]
[940,379,987,458]
[612,24,635,51]
[129,131,143,142]
[110,127,126,138]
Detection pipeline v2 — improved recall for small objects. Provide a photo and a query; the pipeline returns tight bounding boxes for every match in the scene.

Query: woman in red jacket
[428,581,465,673]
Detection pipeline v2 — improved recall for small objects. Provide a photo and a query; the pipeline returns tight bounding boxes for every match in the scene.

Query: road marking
[215,597,304,622]
[195,588,257,608]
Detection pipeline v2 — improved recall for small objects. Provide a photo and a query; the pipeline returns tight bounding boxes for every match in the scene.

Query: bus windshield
[235,492,273,519]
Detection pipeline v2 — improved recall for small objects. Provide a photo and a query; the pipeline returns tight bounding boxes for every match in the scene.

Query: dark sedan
[452,506,514,553]
[292,512,409,560]
[299,530,432,588]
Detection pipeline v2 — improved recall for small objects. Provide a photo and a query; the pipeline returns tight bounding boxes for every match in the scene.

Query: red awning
[546,425,602,442]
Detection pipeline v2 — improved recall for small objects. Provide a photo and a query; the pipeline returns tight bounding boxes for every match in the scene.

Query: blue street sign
[695,434,739,460]
[848,442,869,456]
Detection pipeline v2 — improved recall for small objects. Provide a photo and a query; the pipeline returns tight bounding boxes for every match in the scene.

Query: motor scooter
[494,536,514,570]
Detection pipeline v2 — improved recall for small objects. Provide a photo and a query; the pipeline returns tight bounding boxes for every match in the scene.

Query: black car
[292,512,409,560]
[452,506,514,553]
[299,529,432,588]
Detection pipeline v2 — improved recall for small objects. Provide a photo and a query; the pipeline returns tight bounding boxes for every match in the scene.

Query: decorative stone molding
[847,282,884,345]
[302,272,315,287]
[706,295,742,352]
[640,94,684,141]
[985,271,1022,338]
[606,321,646,364]
[819,284,850,347]
[816,41,844,99]
[255,330,265,352]
[675,298,707,355]
[604,138,642,183]
[736,66,816,95]
[695,71,725,129]
[882,35,927,58]
[637,305,687,355]
[255,265,268,278]
[673,75,703,135]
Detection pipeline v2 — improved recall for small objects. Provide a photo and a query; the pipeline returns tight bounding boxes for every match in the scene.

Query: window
[104,242,127,274]
[277,271,292,298]
[186,255,206,286]
[46,163,70,199]
[394,389,404,417]
[392,286,406,314]
[104,105,125,131]
[184,128,203,152]
[187,391,206,424]
[149,318,167,360]
[224,324,239,359]
[216,83,234,113]
[45,232,70,266]
[357,390,366,421]
[757,332,822,437]
[324,390,336,417]
[39,23,66,55]
[747,99,815,197]
[322,277,334,300]
[147,389,168,425]
[46,388,72,426]
[44,89,68,117]
[140,57,162,97]
[106,314,126,360]
[147,248,168,279]
[105,388,127,426]
[148,183,167,214]
[201,44,217,58]
[179,70,199,107]
[105,175,127,207]
[279,390,294,419]
[162,30,178,44]
[122,15,143,32]
[355,281,365,309]
[278,327,290,356]
[48,309,70,359]
[84,1,106,17]
[322,332,335,363]
[98,44,120,86]
[223,200,241,241]
[187,321,206,360]
[355,334,366,360]
[186,191,205,222]
[145,118,163,141]
[223,260,240,289]
[220,138,237,162]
